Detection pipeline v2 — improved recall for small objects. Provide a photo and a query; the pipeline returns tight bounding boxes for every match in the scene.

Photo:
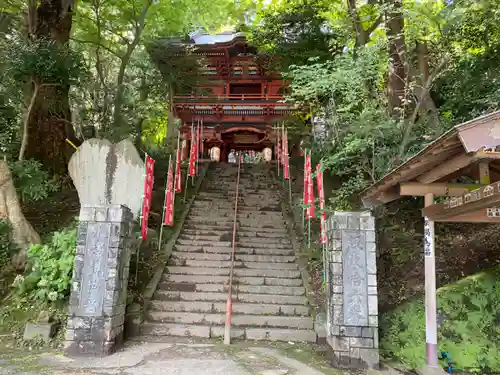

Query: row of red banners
[303,151,327,245]
[141,124,202,240]
[276,127,290,180]
[275,127,327,245]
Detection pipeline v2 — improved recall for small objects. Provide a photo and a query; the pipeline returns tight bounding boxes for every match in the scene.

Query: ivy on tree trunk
[386,0,407,117]
[24,0,77,175]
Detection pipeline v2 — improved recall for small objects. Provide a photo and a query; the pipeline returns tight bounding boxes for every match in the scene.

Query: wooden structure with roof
[150,30,296,162]
[361,110,500,367]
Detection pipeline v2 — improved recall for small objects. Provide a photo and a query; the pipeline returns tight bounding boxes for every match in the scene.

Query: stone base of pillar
[64,316,125,357]
[64,205,133,357]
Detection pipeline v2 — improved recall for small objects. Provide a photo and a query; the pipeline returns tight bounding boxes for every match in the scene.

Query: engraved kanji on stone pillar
[64,204,133,357]
[325,211,379,369]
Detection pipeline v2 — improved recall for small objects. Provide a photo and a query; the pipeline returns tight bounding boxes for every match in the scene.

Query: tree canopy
[0,0,498,188]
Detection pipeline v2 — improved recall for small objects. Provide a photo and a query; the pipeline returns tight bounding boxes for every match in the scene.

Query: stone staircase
[140,163,316,342]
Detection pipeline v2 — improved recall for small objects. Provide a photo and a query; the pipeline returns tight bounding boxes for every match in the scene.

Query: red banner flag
[188,125,196,177]
[283,131,289,180]
[281,125,285,166]
[164,158,174,226]
[196,122,201,161]
[175,133,182,193]
[305,153,315,219]
[316,164,327,244]
[141,154,155,240]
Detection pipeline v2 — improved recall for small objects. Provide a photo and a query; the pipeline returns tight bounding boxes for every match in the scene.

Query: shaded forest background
[0,0,499,370]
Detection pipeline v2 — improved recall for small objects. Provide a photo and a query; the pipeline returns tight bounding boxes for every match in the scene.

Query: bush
[0,219,17,268]
[10,159,59,203]
[13,227,76,304]
[380,266,500,371]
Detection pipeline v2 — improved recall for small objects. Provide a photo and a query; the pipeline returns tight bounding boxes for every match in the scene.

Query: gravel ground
[0,340,352,375]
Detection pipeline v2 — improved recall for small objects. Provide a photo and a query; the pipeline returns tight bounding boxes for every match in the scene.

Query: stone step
[173,244,294,256]
[191,202,279,209]
[201,189,277,194]
[175,239,233,247]
[184,217,284,226]
[168,259,298,270]
[191,202,280,208]
[175,239,291,249]
[193,199,280,205]
[149,300,309,316]
[171,251,296,263]
[236,240,291,249]
[184,221,285,230]
[189,210,283,216]
[147,312,313,329]
[180,229,289,239]
[140,323,317,342]
[188,209,283,217]
[165,274,303,286]
[177,234,289,244]
[154,290,307,305]
[182,223,288,233]
[166,266,301,279]
[161,282,305,296]
[198,189,278,194]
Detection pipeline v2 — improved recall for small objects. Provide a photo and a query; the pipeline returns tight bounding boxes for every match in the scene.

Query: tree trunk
[25,84,76,174]
[0,161,40,269]
[347,0,382,47]
[414,41,439,123]
[24,0,77,175]
[134,75,148,150]
[386,0,407,117]
[112,1,151,130]
[112,59,128,130]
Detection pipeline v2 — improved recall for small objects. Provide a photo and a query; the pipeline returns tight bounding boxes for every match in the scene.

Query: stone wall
[325,211,379,368]
[64,205,134,357]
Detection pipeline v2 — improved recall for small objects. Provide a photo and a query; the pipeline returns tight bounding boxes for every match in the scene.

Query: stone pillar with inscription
[64,205,133,357]
[325,211,379,369]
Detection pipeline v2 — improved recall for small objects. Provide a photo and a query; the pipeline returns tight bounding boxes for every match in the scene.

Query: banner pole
[174,131,180,206]
[302,154,306,249]
[183,170,190,203]
[277,124,280,177]
[158,155,171,255]
[322,242,326,288]
[308,214,311,249]
[191,122,195,187]
[196,120,199,178]
[282,123,285,186]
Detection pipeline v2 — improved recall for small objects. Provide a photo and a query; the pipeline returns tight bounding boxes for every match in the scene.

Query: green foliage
[8,37,84,86]
[380,266,500,371]
[435,51,500,123]
[433,0,500,123]
[0,220,17,269]
[0,93,19,156]
[249,0,346,69]
[13,228,76,304]
[287,45,409,209]
[10,160,59,203]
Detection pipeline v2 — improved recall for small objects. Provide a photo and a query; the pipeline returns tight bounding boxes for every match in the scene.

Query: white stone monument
[68,138,145,219]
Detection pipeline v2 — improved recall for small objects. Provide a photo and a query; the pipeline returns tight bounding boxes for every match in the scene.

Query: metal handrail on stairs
[224,155,242,345]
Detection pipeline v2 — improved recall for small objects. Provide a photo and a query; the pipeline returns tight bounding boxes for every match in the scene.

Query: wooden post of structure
[424,193,438,367]
[479,162,490,185]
